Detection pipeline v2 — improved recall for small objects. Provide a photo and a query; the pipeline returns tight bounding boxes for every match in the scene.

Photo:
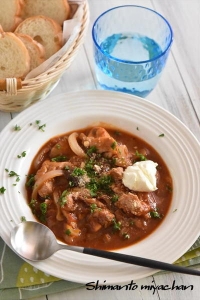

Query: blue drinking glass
[92,5,173,97]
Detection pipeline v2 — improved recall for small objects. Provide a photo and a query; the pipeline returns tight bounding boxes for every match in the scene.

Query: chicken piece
[116,193,151,216]
[108,167,123,181]
[80,197,106,209]
[114,144,132,167]
[80,127,131,167]
[49,137,71,159]
[80,127,117,154]
[111,181,128,195]
[137,192,157,210]
[71,187,91,200]
[88,208,115,232]
[38,180,53,198]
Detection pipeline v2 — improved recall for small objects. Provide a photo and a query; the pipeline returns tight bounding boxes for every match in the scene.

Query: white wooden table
[0,0,200,299]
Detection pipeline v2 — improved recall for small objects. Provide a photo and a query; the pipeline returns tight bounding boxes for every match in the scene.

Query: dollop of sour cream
[122,160,158,192]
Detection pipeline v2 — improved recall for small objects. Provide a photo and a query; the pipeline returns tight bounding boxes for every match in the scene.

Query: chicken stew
[26,126,173,250]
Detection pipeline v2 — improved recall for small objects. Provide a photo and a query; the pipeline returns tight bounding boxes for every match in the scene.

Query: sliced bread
[15,15,63,59]
[0,29,30,79]
[0,0,23,32]
[15,33,45,71]
[21,0,71,26]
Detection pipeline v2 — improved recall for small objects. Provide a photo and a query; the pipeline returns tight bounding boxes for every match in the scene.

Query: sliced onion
[32,170,64,199]
[53,190,64,221]
[68,132,86,157]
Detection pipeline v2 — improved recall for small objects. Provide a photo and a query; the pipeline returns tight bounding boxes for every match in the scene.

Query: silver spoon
[11,221,200,276]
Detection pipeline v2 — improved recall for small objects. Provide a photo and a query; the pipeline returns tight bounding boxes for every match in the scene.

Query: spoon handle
[83,248,200,276]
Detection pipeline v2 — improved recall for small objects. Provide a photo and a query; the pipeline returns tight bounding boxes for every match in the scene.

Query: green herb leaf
[26,174,35,187]
[86,146,97,156]
[6,169,20,182]
[65,229,71,236]
[14,125,21,131]
[20,216,26,222]
[72,167,86,176]
[0,187,6,194]
[111,194,119,203]
[17,151,26,158]
[40,202,47,215]
[35,120,46,132]
[111,141,117,150]
[90,203,101,213]
[51,155,67,162]
[135,150,147,161]
[150,211,161,218]
[112,219,121,231]
[58,190,69,207]
[29,199,37,214]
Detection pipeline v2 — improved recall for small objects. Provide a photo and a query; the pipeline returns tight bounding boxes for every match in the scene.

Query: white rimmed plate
[0,90,199,284]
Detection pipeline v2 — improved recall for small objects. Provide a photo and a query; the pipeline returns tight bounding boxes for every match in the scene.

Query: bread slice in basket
[0,28,30,79]
[21,0,71,26]
[15,33,45,71]
[15,15,63,59]
[0,0,23,32]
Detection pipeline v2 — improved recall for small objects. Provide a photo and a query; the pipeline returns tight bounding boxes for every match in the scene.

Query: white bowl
[0,90,199,284]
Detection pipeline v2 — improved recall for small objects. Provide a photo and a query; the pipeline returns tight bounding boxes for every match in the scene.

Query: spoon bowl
[10,221,200,276]
[10,221,82,261]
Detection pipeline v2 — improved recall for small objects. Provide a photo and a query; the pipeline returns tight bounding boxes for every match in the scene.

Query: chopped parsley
[150,211,161,219]
[35,120,46,132]
[86,146,97,156]
[20,216,26,222]
[159,133,165,137]
[14,125,21,131]
[64,165,70,170]
[65,229,71,236]
[29,199,37,213]
[51,155,67,162]
[135,150,147,161]
[111,194,119,203]
[86,178,98,197]
[26,174,35,187]
[72,167,86,176]
[17,151,26,158]
[58,190,69,207]
[86,175,113,197]
[85,158,96,177]
[5,169,20,182]
[112,219,121,231]
[0,187,6,194]
[111,141,117,150]
[90,203,101,213]
[40,202,47,215]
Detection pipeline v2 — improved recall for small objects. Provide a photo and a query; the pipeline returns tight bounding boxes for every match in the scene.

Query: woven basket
[0,0,89,113]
